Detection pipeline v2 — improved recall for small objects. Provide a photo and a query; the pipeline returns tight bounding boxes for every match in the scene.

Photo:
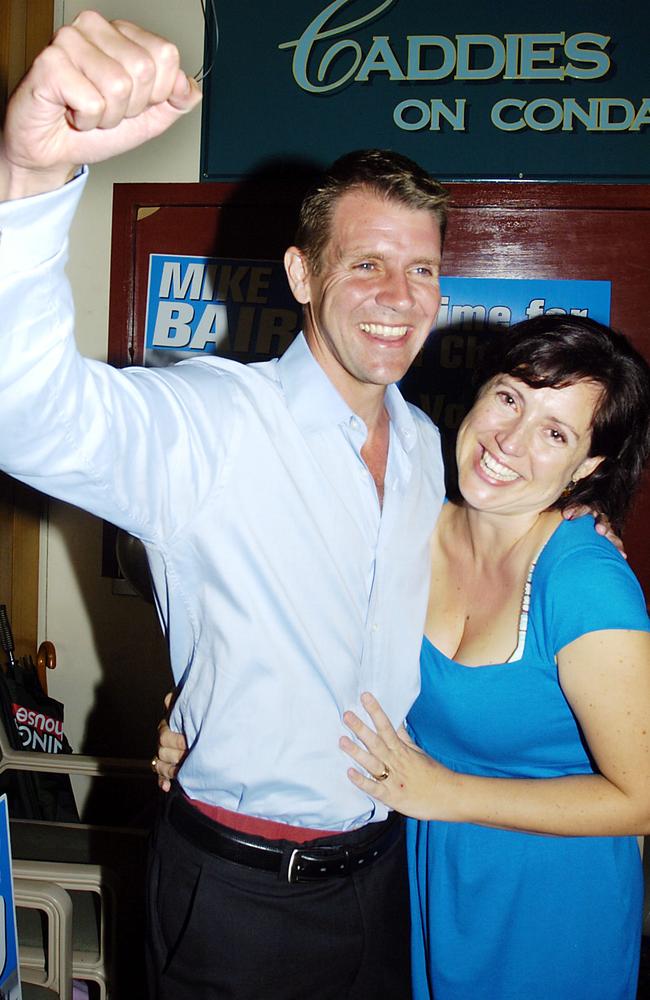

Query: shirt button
[372,623,379,632]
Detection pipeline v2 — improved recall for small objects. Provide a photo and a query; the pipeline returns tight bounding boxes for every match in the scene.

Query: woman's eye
[497,391,516,406]
[548,428,567,443]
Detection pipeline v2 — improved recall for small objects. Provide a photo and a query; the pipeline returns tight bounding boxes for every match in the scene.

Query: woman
[341,314,650,1000]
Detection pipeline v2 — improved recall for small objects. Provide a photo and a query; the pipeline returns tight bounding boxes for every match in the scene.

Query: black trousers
[146,789,411,1000]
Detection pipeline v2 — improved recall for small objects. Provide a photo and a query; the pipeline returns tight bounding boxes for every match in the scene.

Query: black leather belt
[167,792,402,884]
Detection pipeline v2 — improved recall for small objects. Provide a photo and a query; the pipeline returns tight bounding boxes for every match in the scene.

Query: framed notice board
[108,180,650,594]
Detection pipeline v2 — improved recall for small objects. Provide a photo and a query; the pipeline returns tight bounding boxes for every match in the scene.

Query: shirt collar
[277,333,354,432]
[278,332,416,452]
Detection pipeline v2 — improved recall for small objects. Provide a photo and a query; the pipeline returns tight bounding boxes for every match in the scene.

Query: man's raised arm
[0,9,201,201]
[0,13,217,539]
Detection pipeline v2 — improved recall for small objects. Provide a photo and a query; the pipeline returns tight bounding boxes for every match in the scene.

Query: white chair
[14,855,118,999]
[14,876,73,999]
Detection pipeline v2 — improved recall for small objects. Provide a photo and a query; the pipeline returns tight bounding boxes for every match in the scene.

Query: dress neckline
[423,519,563,670]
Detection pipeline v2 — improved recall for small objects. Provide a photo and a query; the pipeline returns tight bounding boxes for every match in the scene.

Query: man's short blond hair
[295,149,449,275]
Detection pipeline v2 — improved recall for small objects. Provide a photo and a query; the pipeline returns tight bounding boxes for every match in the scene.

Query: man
[0,13,446,999]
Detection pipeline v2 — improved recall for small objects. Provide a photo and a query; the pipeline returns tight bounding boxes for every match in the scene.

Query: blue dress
[407,517,650,1000]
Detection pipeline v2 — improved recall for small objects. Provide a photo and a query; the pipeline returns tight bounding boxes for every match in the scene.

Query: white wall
[42,2,205,800]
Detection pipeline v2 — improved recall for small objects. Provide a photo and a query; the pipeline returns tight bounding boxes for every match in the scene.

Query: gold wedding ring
[373,764,390,782]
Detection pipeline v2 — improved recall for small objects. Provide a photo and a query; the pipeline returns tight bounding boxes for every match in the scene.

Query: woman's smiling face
[456,375,605,517]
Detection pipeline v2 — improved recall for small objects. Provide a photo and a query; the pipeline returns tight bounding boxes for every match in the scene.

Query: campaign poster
[143,255,611,392]
[404,276,611,430]
[143,254,300,367]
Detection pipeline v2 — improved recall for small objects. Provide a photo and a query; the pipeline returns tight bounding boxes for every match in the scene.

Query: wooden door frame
[0,0,54,656]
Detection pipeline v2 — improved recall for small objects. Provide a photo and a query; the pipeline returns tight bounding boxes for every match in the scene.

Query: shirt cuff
[0,167,88,277]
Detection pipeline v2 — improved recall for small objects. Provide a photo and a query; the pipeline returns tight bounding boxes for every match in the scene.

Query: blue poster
[143,256,611,434]
[400,276,610,431]
[144,255,611,369]
[434,276,611,329]
[144,254,300,367]
[0,795,20,999]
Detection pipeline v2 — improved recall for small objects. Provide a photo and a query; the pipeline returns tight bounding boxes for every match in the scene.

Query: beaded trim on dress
[507,559,537,663]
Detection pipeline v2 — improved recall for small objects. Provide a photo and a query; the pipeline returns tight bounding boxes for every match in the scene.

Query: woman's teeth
[480,449,520,482]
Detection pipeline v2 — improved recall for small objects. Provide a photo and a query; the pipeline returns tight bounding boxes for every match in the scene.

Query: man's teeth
[359,323,408,339]
[480,449,520,482]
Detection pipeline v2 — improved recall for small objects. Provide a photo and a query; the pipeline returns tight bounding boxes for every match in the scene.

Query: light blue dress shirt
[0,172,445,830]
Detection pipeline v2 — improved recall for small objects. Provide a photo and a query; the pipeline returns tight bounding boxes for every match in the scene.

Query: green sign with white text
[200,0,649,181]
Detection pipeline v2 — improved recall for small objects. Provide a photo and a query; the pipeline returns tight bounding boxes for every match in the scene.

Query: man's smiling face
[285,188,442,410]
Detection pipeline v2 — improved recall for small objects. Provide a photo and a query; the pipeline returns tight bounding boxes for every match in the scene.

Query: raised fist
[1,10,202,199]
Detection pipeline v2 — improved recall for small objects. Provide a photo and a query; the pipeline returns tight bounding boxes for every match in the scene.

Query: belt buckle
[287,848,302,883]
[287,845,349,883]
